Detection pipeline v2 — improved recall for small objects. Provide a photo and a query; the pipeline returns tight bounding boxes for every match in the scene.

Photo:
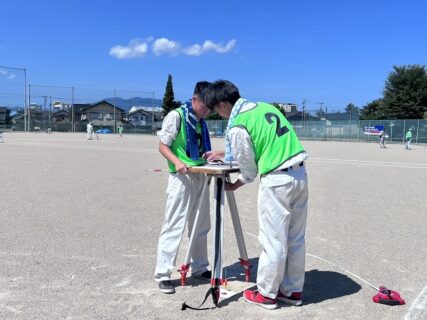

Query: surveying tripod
[179,164,251,305]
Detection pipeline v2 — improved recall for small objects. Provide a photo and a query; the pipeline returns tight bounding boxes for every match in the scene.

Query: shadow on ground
[303,269,362,304]
[218,258,361,306]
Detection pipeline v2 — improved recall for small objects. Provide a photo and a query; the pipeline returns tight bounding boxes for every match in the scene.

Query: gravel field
[0,132,426,320]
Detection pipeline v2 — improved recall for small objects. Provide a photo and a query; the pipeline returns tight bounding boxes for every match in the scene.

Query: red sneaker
[243,290,278,310]
[277,291,302,306]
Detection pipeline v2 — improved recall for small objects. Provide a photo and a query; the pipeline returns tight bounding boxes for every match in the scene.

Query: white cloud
[109,39,148,59]
[184,39,236,56]
[203,39,236,53]
[152,38,181,56]
[0,69,16,80]
[183,44,203,56]
[110,37,236,58]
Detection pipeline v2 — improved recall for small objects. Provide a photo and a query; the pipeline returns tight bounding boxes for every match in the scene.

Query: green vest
[406,131,412,139]
[168,108,206,172]
[230,102,305,174]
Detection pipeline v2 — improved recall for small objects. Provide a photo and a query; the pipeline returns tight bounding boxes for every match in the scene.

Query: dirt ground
[0,132,426,319]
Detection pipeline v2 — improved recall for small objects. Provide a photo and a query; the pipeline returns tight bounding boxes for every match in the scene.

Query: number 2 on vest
[265,113,289,137]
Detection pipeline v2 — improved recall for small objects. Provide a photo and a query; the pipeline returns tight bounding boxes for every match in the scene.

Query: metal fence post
[416,119,419,144]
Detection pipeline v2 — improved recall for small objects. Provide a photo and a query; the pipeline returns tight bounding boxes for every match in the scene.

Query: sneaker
[158,280,175,294]
[193,270,211,279]
[243,289,278,310]
[277,291,302,306]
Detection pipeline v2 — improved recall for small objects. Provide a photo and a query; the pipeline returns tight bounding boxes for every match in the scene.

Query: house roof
[73,103,91,113]
[127,108,152,116]
[79,100,125,112]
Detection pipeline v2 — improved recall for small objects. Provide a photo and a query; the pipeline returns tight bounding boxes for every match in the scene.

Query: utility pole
[42,96,48,128]
[49,96,52,129]
[302,99,306,122]
[28,84,31,131]
[71,86,75,132]
[114,89,117,134]
[152,91,155,132]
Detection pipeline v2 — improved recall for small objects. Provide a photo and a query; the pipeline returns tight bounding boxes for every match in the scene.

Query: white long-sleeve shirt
[228,102,307,184]
[157,110,181,146]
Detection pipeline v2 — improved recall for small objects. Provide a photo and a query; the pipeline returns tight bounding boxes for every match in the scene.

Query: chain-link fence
[2,83,161,134]
[205,119,427,144]
[0,66,26,130]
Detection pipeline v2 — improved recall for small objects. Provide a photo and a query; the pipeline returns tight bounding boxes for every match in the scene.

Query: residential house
[0,107,9,125]
[79,100,125,125]
[125,107,153,126]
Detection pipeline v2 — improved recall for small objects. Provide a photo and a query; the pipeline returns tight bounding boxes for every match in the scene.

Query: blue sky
[1,0,426,112]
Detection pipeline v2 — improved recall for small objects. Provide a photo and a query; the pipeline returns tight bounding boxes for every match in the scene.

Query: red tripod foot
[178,263,190,286]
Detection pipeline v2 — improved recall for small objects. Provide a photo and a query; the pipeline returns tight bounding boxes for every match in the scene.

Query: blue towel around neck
[182,101,211,160]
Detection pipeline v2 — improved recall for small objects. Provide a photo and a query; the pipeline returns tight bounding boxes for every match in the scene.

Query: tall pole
[49,96,52,129]
[43,96,48,127]
[24,68,27,131]
[114,89,117,133]
[71,86,75,132]
[152,91,155,131]
[28,84,31,131]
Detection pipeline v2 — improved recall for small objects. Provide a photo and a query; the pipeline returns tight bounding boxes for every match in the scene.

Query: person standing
[154,81,212,294]
[405,128,412,150]
[118,125,124,138]
[86,122,94,140]
[379,131,386,148]
[203,80,308,310]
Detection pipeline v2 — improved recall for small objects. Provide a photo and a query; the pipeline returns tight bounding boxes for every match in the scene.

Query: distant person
[154,81,212,294]
[86,122,94,140]
[379,131,386,148]
[118,125,124,138]
[203,80,308,310]
[405,128,412,150]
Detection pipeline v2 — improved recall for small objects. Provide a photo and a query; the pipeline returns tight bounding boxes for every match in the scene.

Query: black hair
[203,80,241,110]
[193,81,211,99]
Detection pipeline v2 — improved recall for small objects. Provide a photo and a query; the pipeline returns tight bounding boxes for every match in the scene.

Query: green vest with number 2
[230,102,305,174]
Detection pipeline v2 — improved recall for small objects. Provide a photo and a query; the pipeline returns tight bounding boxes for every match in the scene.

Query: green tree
[162,74,181,117]
[316,106,326,118]
[360,99,383,120]
[345,103,359,120]
[345,103,359,114]
[380,65,427,119]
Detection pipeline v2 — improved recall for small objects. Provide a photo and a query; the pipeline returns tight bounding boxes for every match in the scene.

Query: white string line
[243,231,379,291]
[305,253,379,291]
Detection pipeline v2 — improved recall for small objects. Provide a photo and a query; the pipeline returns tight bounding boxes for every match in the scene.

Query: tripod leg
[179,174,211,286]
[211,175,225,303]
[225,174,251,282]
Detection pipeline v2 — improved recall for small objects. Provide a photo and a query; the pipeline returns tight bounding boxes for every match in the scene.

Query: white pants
[87,131,93,140]
[154,172,211,281]
[256,166,308,299]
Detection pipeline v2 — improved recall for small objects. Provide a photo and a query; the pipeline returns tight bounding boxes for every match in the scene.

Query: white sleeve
[229,127,258,183]
[156,111,181,146]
